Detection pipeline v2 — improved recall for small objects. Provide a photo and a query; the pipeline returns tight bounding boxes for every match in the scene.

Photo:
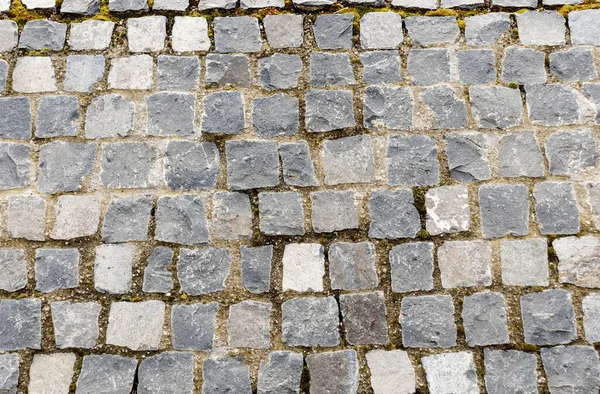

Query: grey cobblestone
[259,191,304,236]
[400,295,457,348]
[281,296,340,347]
[177,248,232,294]
[521,289,577,346]
[311,190,358,233]
[0,143,30,189]
[329,241,378,290]
[171,302,217,351]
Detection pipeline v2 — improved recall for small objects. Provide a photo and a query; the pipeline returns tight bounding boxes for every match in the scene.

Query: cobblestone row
[2,0,600,393]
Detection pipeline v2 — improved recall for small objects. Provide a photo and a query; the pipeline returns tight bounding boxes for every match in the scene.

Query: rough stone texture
[387,135,439,186]
[484,350,539,394]
[109,0,148,11]
[390,242,434,293]
[263,14,304,48]
[545,129,598,175]
[202,358,252,394]
[305,89,356,132]
[469,86,524,129]
[502,47,546,85]
[226,140,279,190]
[38,141,96,194]
[35,95,79,137]
[147,92,195,136]
[521,289,577,346]
[158,55,199,91]
[106,301,165,350]
[405,16,459,45]
[527,84,581,126]
[422,352,479,394]
[425,186,470,235]
[340,291,389,345]
[306,351,359,394]
[310,52,356,87]
[227,301,271,349]
[138,352,194,394]
[51,195,101,240]
[419,85,467,129]
[101,142,157,188]
[259,192,304,236]
[165,141,219,190]
[257,351,303,394]
[407,48,451,86]
[497,131,545,178]
[462,292,509,346]
[329,242,378,290]
[542,346,600,394]
[171,302,218,351]
[534,182,580,235]
[281,297,340,347]
[51,301,101,349]
[69,20,114,50]
[0,142,30,190]
[400,295,457,348]
[76,355,137,394]
[517,11,566,46]
[7,196,45,241]
[501,238,549,286]
[94,244,135,294]
[0,354,19,394]
[570,10,600,45]
[550,47,598,82]
[311,190,358,233]
[155,195,210,245]
[360,12,404,49]
[360,51,402,84]
[465,12,511,46]
[259,54,302,91]
[458,49,496,85]
[212,192,252,240]
[85,94,134,139]
[177,248,232,295]
[322,135,375,185]
[282,243,323,292]
[142,247,174,293]
[364,86,413,130]
[0,249,27,292]
[0,299,41,351]
[214,16,261,53]
[35,248,79,293]
[0,21,18,52]
[280,141,318,187]
[241,245,272,293]
[127,16,166,52]
[102,196,152,243]
[369,189,421,239]
[479,184,529,239]
[206,54,250,88]
[19,20,67,51]
[252,94,298,137]
[28,353,76,394]
[313,14,353,49]
[553,236,600,288]
[438,240,492,288]
[583,294,600,343]
[366,350,416,394]
[444,132,493,182]
[107,55,153,90]
[12,57,57,93]
[171,17,210,52]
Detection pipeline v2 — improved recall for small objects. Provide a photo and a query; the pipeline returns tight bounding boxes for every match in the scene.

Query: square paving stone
[206,54,250,88]
[94,244,135,294]
[107,55,153,90]
[438,240,492,288]
[364,86,413,130]
[165,141,219,190]
[138,352,194,394]
[526,84,580,126]
[340,291,389,345]
[322,135,375,185]
[550,47,598,82]
[0,143,30,190]
[387,134,439,186]
[0,354,19,394]
[469,86,524,129]
[497,131,545,178]
[502,47,546,85]
[35,95,79,138]
[282,297,340,347]
[35,248,79,293]
[360,51,402,84]
[419,85,467,130]
[305,90,356,132]
[313,14,353,49]
[282,243,324,292]
[329,242,378,290]
[582,83,600,123]
[263,14,304,48]
[241,245,272,293]
[177,248,232,295]
[484,349,538,394]
[109,0,148,11]
[142,247,174,294]
[0,97,32,139]
[202,91,245,135]
[306,351,358,394]
[458,49,496,85]
[310,52,356,87]
[462,292,509,346]
[51,195,101,240]
[75,355,137,394]
[171,302,218,351]
[405,16,459,45]
[366,350,416,394]
[61,0,101,12]
[214,16,261,53]
[202,357,252,394]
[19,20,67,51]
[226,140,279,190]
[479,184,529,239]
[280,141,318,187]
[517,10,566,46]
[311,191,358,233]
[38,141,96,194]
[500,238,549,286]
[534,182,580,235]
[51,301,101,349]
[212,192,252,240]
[425,186,470,235]
[106,301,165,351]
[171,16,210,52]
[0,20,18,52]
[390,242,434,293]
[85,94,134,139]
[157,56,199,91]
[68,20,114,50]
[227,301,271,349]
[368,189,421,239]
[12,57,57,93]
[583,294,600,343]
[545,129,598,175]
[400,295,457,348]
[0,249,27,292]
[570,9,600,45]
[360,12,404,49]
[252,94,299,137]
[257,351,303,394]
[0,299,41,351]
[29,353,76,394]
[422,352,478,394]
[259,192,305,236]
[155,195,210,245]
[542,346,600,394]
[521,289,577,346]
[101,196,152,243]
[147,92,195,136]
[7,195,46,241]
[553,236,600,288]
[127,16,166,52]
[407,48,451,85]
[258,53,302,91]
[444,132,492,182]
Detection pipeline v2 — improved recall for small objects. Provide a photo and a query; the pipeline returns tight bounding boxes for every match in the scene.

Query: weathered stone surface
[252,94,298,137]
[263,14,304,48]
[517,11,566,45]
[280,141,318,187]
[227,301,271,349]
[69,20,114,50]
[534,182,580,235]
[360,51,402,84]
[422,352,478,394]
[202,357,252,394]
[369,189,421,239]
[479,184,529,239]
[387,135,438,186]
[444,132,492,182]
[206,54,250,88]
[0,299,41,351]
[405,16,459,45]
[35,95,79,137]
[107,55,153,90]
[51,301,101,349]
[259,53,302,91]
[282,243,323,292]
[35,248,79,293]
[212,192,252,240]
[313,14,353,49]
[340,291,388,345]
[158,55,199,91]
[155,195,209,245]
[76,355,137,394]
[366,350,415,394]
[142,247,173,294]
[570,10,600,45]
[484,350,539,394]
[583,294,600,343]
[0,20,18,52]
[310,52,356,86]
[470,86,523,129]
[0,143,30,190]
[172,17,210,52]
[7,196,45,241]
[147,92,195,136]
[553,236,600,288]
[438,240,492,288]
[322,135,375,185]
[502,47,546,85]
[257,351,303,394]
[106,301,165,350]
[458,49,496,85]
[305,90,356,132]
[0,249,27,292]
[545,129,598,175]
[550,47,598,82]
[12,57,57,93]
[0,60,6,92]
[51,195,101,240]
[329,242,378,290]
[198,0,235,10]
[311,191,357,233]
[0,354,19,394]
[109,0,148,11]
[425,186,470,235]
[19,20,67,51]
[94,244,134,294]
[400,295,457,348]
[29,353,76,394]
[360,12,403,49]
[61,0,99,13]
[306,351,358,394]
[202,91,244,135]
[420,85,467,129]
[101,142,157,188]
[465,12,511,46]
[282,297,340,347]
[542,346,600,394]
[259,192,304,236]
[85,94,134,139]
[214,16,261,53]
[501,238,549,286]
[138,352,194,394]
[171,302,217,351]
[462,292,509,346]
[38,141,96,194]
[178,248,231,295]
[102,196,152,243]
[165,141,219,190]
[587,182,600,230]
[364,86,413,130]
[407,48,451,85]
[390,242,433,293]
[527,84,581,126]
[521,289,577,345]
[241,245,272,293]
[497,131,544,178]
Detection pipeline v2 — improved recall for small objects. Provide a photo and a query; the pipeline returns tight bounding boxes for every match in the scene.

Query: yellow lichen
[558,2,600,17]
[9,0,44,27]
[424,8,458,17]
